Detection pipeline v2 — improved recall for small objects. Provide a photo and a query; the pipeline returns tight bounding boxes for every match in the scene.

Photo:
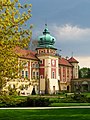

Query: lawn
[83,93,90,97]
[0,108,90,120]
[50,102,90,107]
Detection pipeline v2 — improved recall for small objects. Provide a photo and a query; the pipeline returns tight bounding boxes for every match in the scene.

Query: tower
[36,24,60,94]
[68,57,79,79]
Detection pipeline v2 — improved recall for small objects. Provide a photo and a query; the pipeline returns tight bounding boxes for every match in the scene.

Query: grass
[83,93,90,97]
[50,103,90,107]
[0,108,90,120]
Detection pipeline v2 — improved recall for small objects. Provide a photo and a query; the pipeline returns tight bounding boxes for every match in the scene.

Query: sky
[20,0,90,68]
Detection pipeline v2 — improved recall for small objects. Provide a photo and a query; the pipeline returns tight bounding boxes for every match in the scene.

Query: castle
[4,24,79,95]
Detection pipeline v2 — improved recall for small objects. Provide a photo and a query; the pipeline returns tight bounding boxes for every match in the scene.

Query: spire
[43,24,50,35]
[45,23,47,27]
[72,52,73,57]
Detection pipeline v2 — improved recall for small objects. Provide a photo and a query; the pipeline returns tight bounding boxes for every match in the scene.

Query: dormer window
[52,38,54,41]
[47,49,49,53]
[41,51,44,53]
[40,38,43,41]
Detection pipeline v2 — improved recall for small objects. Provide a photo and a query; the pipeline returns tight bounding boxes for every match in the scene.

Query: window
[36,64,39,68]
[32,71,35,78]
[41,51,44,53]
[47,49,49,53]
[22,71,24,78]
[32,64,35,68]
[63,74,65,77]
[36,72,39,79]
[40,38,43,41]
[40,75,43,79]
[40,59,43,64]
[25,71,28,78]
[25,62,28,67]
[52,71,55,79]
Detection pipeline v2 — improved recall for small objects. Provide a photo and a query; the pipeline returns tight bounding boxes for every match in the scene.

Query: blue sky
[20,0,90,68]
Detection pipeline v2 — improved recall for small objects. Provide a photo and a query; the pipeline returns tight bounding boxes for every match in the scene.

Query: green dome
[38,24,56,49]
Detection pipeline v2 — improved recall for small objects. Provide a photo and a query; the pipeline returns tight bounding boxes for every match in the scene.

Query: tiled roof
[68,57,79,63]
[15,47,38,60]
[59,57,72,67]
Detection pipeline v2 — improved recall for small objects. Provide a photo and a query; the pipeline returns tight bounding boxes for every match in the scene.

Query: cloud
[48,24,90,57]
[50,24,90,42]
[77,56,90,68]
[49,24,90,68]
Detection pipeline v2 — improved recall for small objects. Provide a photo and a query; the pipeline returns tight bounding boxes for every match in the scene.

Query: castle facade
[4,25,79,95]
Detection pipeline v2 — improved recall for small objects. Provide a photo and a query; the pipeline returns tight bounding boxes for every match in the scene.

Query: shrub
[0,95,51,107]
[0,95,25,107]
[18,97,51,107]
[71,93,88,103]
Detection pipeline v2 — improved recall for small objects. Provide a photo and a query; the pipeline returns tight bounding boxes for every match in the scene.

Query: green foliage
[8,85,18,96]
[71,93,88,103]
[0,95,21,107]
[0,0,32,91]
[0,96,51,107]
[50,93,90,103]
[79,67,90,78]
[18,97,51,107]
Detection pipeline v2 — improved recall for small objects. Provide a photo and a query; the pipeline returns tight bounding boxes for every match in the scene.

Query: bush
[18,97,51,107]
[0,95,51,107]
[71,93,88,103]
[0,95,25,107]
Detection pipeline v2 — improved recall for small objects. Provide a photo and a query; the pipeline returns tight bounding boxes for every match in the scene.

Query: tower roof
[68,57,79,63]
[38,24,56,49]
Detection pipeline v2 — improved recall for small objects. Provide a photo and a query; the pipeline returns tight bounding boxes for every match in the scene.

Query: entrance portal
[67,85,69,91]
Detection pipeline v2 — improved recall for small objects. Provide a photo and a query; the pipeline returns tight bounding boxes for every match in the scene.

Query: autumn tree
[0,0,32,91]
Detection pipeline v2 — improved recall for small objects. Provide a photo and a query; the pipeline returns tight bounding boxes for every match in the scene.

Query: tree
[79,67,90,78]
[30,40,38,51]
[0,0,32,91]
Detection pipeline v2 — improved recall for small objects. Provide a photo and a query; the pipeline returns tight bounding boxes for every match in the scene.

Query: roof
[38,24,56,49]
[68,57,79,63]
[58,57,73,67]
[15,47,39,60]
